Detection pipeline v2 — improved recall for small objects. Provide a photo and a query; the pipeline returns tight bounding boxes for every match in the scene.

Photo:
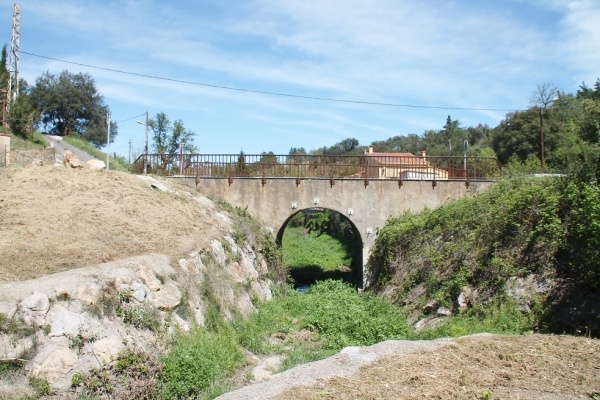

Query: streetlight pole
[137,111,149,174]
[144,111,148,175]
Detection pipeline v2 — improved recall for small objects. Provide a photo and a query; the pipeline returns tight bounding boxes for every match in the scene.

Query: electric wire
[21,51,519,112]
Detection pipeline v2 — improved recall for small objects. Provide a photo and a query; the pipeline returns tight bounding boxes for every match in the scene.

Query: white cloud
[559,1,600,85]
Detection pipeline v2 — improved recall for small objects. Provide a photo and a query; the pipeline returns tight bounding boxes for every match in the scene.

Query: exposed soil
[1,164,599,399]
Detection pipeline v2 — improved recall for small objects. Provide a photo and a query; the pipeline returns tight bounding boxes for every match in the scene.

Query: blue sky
[2,1,599,158]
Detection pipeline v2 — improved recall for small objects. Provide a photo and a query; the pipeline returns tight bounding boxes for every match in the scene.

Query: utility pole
[128,139,132,164]
[106,112,110,170]
[8,4,20,105]
[539,106,545,173]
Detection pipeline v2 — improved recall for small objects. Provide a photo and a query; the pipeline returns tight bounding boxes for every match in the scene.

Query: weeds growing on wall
[214,200,289,284]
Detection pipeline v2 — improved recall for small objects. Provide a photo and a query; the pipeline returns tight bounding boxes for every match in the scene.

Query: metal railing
[133,153,502,183]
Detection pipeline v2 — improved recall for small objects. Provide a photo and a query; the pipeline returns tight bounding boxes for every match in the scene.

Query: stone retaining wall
[10,147,56,166]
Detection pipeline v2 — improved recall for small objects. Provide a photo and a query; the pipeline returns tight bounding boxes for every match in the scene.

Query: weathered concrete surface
[186,178,493,285]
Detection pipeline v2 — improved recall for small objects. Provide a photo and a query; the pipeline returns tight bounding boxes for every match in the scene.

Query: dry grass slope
[0,166,226,282]
[278,334,600,400]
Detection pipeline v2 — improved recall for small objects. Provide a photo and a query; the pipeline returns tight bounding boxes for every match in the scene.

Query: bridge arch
[276,208,364,286]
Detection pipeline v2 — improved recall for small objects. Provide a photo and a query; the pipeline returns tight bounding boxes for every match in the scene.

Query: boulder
[63,150,84,168]
[148,281,181,311]
[436,307,452,317]
[457,286,477,309]
[30,345,78,388]
[86,159,105,170]
[91,336,123,364]
[76,284,101,305]
[423,299,438,314]
[47,304,83,338]
[131,281,148,302]
[19,292,50,327]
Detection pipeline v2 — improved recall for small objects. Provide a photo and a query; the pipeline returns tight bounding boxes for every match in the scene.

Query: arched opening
[277,208,363,289]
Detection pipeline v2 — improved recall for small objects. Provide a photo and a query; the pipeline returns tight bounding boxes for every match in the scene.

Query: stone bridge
[139,152,500,287]
[181,177,493,286]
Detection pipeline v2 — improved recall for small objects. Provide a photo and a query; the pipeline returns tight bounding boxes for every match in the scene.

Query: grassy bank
[369,173,600,336]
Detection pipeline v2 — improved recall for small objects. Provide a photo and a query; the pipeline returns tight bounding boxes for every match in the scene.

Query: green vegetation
[28,376,50,397]
[283,226,352,284]
[6,131,47,150]
[0,313,36,338]
[414,300,538,340]
[161,327,243,399]
[31,70,115,147]
[235,280,409,357]
[283,210,358,286]
[73,349,162,399]
[369,169,600,335]
[216,201,288,283]
[148,112,197,166]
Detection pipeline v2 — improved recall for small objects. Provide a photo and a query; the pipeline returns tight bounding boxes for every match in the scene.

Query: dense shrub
[160,327,243,399]
[369,174,600,334]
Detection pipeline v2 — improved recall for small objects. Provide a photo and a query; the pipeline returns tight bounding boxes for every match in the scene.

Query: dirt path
[218,334,600,400]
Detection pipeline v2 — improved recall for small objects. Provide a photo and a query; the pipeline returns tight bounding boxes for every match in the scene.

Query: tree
[0,45,8,93]
[289,147,308,164]
[577,79,600,101]
[7,80,40,139]
[236,150,246,175]
[259,151,278,164]
[148,112,196,168]
[529,83,561,170]
[530,82,560,109]
[30,70,115,147]
[492,110,542,164]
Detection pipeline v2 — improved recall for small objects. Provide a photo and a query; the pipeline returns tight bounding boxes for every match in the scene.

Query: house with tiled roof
[364,145,449,180]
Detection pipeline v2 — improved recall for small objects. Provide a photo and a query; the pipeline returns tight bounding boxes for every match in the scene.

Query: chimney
[369,145,374,154]
[421,150,427,157]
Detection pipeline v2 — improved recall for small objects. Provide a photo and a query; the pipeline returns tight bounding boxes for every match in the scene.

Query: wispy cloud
[4,0,599,155]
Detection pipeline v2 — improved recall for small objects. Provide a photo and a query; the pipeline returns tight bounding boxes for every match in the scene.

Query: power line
[117,113,146,124]
[22,51,519,112]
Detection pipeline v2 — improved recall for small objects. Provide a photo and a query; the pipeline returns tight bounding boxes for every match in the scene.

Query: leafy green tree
[576,98,600,144]
[311,138,363,156]
[289,147,308,164]
[236,150,246,174]
[148,112,196,168]
[259,151,278,164]
[30,70,114,147]
[492,109,542,164]
[289,147,307,155]
[7,80,40,139]
[577,78,600,101]
[0,45,8,93]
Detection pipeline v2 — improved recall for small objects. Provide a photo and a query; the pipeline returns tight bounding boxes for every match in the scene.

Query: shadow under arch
[276,208,364,289]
